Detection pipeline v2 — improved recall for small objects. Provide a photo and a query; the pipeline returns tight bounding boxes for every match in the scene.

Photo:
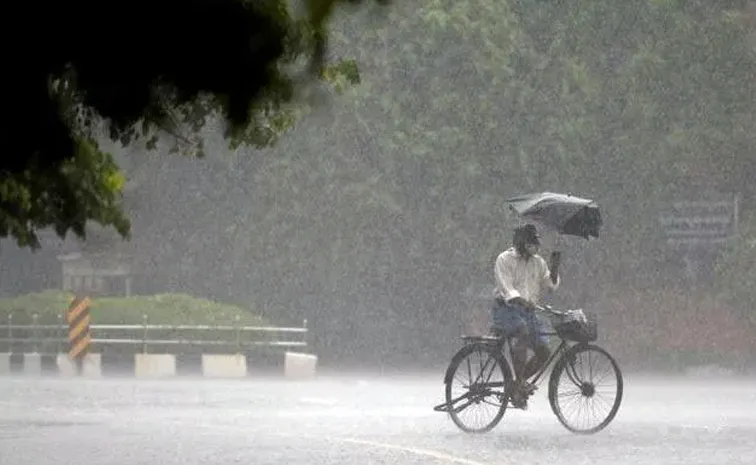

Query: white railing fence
[0,313,308,355]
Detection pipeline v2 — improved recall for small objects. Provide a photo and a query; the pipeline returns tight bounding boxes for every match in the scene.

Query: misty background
[1,0,755,371]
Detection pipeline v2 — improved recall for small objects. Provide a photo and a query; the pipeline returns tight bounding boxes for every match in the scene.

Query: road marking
[321,436,494,465]
[173,421,494,465]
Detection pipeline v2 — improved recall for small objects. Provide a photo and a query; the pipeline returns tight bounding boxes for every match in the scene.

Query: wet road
[1,372,755,465]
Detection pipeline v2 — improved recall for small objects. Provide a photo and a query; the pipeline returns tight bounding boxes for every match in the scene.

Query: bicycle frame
[508,335,569,387]
[438,304,623,435]
[498,306,579,388]
[449,305,583,392]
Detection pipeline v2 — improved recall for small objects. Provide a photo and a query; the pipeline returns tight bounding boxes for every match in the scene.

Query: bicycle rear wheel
[443,342,513,433]
[548,343,623,434]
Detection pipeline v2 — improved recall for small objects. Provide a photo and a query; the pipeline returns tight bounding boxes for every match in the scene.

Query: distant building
[57,252,133,297]
[1,223,135,298]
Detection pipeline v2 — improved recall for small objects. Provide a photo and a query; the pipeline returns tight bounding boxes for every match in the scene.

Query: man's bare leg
[511,337,529,381]
[521,344,550,381]
[510,336,533,409]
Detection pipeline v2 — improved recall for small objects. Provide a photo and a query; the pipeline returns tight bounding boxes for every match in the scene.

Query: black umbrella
[507,192,602,239]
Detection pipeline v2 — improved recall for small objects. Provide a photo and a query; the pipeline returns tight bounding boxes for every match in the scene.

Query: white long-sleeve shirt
[494,247,559,304]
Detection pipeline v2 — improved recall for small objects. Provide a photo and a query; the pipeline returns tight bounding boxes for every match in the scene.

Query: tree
[7,0,754,365]
[715,209,756,322]
[0,139,129,248]
[2,0,382,248]
[118,0,756,367]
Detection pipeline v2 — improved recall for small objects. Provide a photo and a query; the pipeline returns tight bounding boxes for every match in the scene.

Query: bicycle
[433,305,623,435]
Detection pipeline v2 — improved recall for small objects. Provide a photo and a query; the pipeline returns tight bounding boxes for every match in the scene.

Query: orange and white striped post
[66,296,91,373]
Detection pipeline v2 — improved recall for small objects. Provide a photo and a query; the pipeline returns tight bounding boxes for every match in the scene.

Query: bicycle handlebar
[533,304,567,317]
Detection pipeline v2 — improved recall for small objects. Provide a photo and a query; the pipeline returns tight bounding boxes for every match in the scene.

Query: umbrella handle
[554,233,565,251]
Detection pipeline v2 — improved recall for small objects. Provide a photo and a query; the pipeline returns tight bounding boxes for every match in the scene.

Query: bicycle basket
[555,309,598,343]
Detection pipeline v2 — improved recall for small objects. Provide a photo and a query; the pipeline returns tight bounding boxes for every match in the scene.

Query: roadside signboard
[659,194,740,247]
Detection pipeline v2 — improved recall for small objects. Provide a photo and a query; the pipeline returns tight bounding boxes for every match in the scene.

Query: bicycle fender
[443,359,456,384]
[443,345,475,384]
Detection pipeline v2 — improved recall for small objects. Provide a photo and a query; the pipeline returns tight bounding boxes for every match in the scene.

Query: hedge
[0,290,266,326]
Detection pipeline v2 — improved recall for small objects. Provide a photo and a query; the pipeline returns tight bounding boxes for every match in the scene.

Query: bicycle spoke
[451,398,476,414]
[446,344,509,433]
[550,345,622,434]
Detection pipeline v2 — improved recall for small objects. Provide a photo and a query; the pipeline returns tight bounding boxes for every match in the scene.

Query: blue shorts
[491,300,550,347]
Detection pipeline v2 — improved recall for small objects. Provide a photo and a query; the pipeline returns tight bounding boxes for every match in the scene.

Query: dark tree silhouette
[1,0,385,248]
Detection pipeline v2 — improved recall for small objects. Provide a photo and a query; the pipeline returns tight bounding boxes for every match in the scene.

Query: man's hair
[513,224,540,250]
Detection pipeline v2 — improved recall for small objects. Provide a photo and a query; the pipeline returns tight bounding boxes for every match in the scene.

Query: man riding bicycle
[491,223,561,409]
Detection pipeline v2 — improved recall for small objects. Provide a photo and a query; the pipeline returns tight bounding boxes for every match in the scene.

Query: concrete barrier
[56,353,102,378]
[3,351,318,379]
[0,353,9,374]
[23,353,42,376]
[135,354,176,378]
[201,354,247,378]
[82,353,102,378]
[284,352,317,380]
[56,354,77,377]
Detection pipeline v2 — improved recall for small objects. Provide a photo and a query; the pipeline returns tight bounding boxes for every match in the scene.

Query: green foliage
[322,0,756,277]
[5,0,756,364]
[0,290,265,326]
[0,291,74,324]
[119,0,756,304]
[0,139,130,248]
[3,0,384,249]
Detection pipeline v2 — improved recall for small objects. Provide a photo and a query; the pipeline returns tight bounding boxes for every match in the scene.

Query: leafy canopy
[2,0,382,248]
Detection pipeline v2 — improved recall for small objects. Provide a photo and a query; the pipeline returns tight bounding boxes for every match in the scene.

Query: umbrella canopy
[507,192,602,239]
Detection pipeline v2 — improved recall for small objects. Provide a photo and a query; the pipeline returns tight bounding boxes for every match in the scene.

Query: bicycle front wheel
[444,342,513,434]
[548,343,623,434]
